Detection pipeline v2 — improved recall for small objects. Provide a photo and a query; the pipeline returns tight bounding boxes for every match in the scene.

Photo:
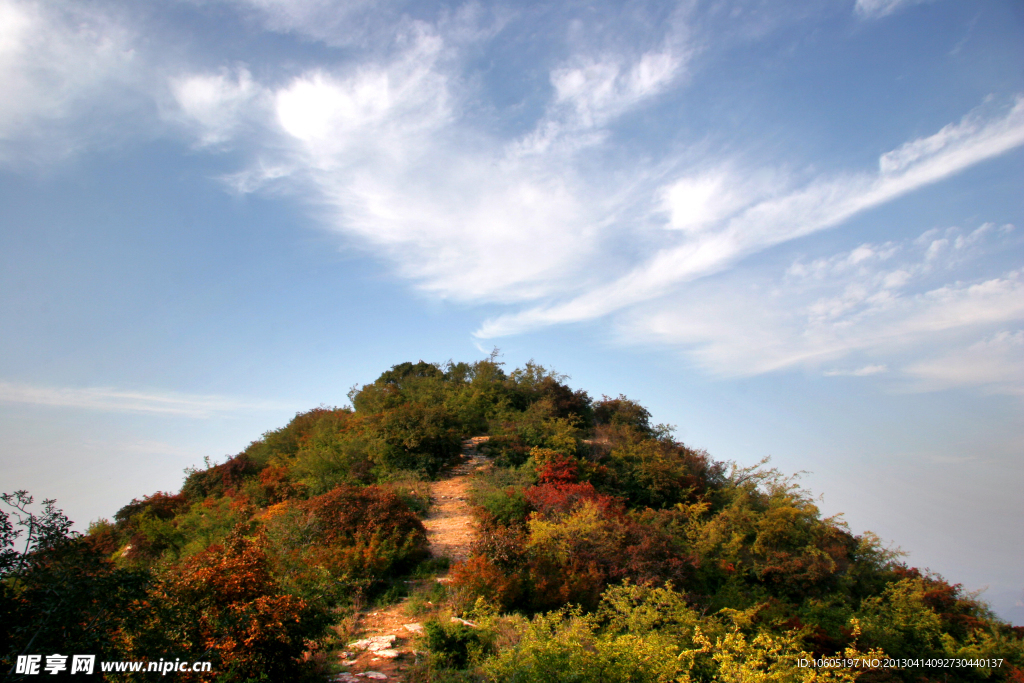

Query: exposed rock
[403,623,424,634]
[348,635,397,652]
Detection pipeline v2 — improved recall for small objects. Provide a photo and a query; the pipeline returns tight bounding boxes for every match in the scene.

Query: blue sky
[1,0,1022,620]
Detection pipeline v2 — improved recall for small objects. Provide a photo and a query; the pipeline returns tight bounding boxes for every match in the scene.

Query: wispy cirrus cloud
[166,14,695,304]
[824,364,889,377]
[854,0,936,20]
[610,223,1024,393]
[0,381,290,417]
[477,96,1024,338]
[168,67,264,147]
[0,0,146,164]
[5,0,1021,396]
[904,331,1024,395]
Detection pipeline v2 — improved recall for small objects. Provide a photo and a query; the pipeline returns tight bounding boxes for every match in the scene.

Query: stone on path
[348,635,397,652]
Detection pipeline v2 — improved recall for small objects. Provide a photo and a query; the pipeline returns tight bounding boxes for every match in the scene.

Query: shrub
[181,453,261,502]
[300,484,427,552]
[481,607,682,683]
[380,470,433,517]
[597,435,725,510]
[135,526,331,682]
[424,619,489,670]
[594,394,653,433]
[476,487,532,525]
[262,484,431,596]
[242,464,302,507]
[482,434,531,468]
[449,555,525,613]
[368,402,463,476]
[1,492,151,672]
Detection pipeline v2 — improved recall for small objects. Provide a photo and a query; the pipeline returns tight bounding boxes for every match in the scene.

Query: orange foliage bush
[295,484,429,582]
[300,484,426,548]
[138,526,328,682]
[254,464,299,505]
[449,555,525,612]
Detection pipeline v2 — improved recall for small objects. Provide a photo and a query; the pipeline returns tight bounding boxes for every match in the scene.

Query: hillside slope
[2,357,1021,682]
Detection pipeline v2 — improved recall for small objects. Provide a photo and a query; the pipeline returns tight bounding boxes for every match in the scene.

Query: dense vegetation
[2,357,1021,682]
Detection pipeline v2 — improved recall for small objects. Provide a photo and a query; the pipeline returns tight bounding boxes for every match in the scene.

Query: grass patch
[411,556,451,578]
[405,580,449,617]
[381,470,433,517]
[373,581,409,608]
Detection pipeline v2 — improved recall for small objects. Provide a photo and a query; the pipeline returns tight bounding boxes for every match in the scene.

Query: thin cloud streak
[0,381,290,418]
[476,96,1024,339]
[609,224,1024,392]
[854,0,935,20]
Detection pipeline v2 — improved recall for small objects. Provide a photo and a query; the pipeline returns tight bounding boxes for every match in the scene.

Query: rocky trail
[330,437,490,682]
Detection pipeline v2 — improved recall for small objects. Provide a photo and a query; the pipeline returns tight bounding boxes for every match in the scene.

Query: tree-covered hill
[3,357,1022,682]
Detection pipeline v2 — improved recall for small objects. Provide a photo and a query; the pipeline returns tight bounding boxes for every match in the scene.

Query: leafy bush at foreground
[3,357,1023,681]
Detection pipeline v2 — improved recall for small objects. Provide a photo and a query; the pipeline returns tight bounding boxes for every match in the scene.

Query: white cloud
[513,43,689,158]
[607,225,1024,393]
[213,0,399,47]
[169,67,263,146]
[824,364,889,377]
[0,0,142,163]
[8,0,1018,397]
[854,0,934,20]
[660,168,781,235]
[551,49,682,128]
[477,96,1024,338]
[166,22,691,304]
[0,381,289,417]
[904,331,1024,395]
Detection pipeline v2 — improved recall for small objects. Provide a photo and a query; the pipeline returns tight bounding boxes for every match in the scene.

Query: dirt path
[422,436,490,565]
[330,437,489,682]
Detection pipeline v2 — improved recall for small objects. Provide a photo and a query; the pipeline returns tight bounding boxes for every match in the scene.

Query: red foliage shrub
[536,454,581,485]
[526,509,695,612]
[449,555,525,612]
[452,488,696,613]
[255,464,298,505]
[84,524,121,556]
[887,566,996,638]
[181,453,263,502]
[524,482,623,518]
[473,524,529,571]
[618,513,695,587]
